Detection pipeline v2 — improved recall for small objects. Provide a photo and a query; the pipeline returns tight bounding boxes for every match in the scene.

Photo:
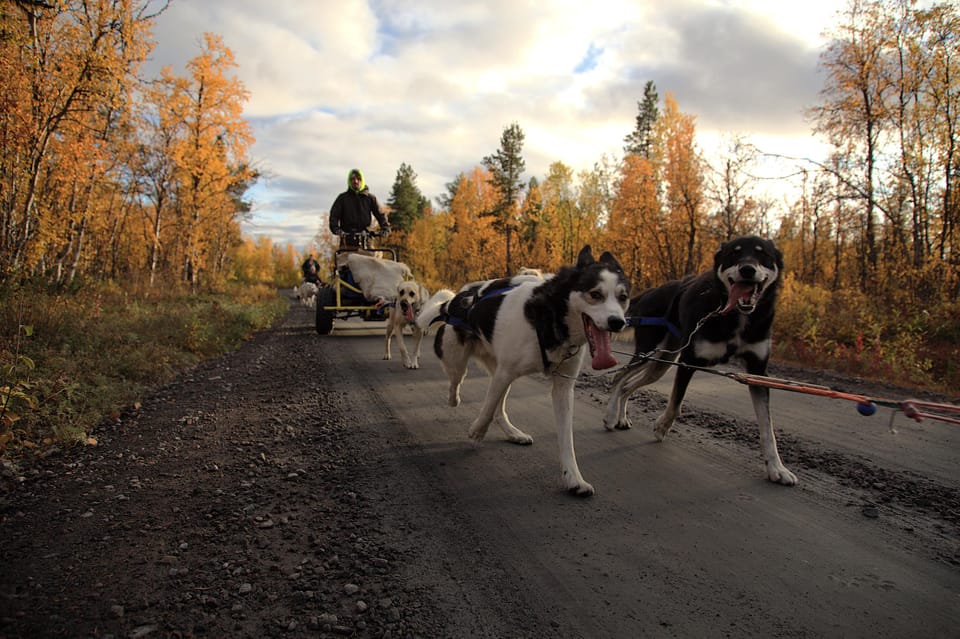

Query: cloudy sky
[144,0,841,250]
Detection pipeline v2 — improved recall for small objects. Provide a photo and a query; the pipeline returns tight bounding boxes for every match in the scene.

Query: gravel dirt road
[2,292,958,638]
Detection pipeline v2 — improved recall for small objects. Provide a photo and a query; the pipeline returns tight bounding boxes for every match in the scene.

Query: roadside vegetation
[775,276,958,393]
[0,281,290,459]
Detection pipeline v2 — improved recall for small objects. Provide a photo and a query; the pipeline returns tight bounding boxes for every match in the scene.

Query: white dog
[384,279,430,369]
[516,266,544,278]
[416,245,630,496]
[297,281,319,308]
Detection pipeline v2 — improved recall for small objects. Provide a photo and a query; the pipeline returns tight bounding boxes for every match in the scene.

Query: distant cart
[315,231,403,335]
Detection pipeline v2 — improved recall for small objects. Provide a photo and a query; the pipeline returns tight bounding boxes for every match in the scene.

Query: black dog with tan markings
[603,236,797,485]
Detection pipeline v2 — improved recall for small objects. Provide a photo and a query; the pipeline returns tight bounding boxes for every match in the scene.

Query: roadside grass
[773,274,959,395]
[0,281,288,460]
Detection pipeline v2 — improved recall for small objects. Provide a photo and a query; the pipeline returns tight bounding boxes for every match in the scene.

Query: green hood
[348,168,365,192]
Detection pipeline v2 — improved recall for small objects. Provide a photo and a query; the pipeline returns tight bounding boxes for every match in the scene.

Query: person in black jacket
[301,254,321,283]
[329,168,390,248]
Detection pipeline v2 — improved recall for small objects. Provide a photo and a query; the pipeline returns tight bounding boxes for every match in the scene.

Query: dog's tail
[416,289,455,331]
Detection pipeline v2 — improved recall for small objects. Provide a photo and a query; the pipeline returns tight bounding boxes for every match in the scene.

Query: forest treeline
[2,0,958,396]
[0,0,297,289]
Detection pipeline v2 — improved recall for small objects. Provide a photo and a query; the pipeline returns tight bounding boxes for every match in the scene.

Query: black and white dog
[417,246,630,496]
[603,236,797,485]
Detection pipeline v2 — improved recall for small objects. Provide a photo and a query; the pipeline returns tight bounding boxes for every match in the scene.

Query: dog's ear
[420,284,429,300]
[598,251,624,274]
[770,240,784,272]
[576,245,595,268]
[714,240,730,269]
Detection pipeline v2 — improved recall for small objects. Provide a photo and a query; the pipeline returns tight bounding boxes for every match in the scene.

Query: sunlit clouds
[146,0,842,249]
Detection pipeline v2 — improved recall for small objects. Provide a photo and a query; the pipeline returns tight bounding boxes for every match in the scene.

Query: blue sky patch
[575,43,602,74]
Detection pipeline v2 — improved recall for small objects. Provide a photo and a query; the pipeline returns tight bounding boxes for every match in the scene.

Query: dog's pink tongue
[404,304,416,322]
[722,282,754,314]
[588,325,617,370]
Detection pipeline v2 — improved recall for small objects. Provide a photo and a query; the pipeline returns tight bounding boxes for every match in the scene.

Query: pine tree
[482,122,526,273]
[386,163,429,232]
[624,81,660,158]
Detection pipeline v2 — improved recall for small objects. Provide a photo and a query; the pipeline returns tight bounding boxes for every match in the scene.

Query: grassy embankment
[1,281,289,460]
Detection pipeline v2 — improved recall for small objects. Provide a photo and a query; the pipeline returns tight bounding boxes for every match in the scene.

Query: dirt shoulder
[0,296,465,639]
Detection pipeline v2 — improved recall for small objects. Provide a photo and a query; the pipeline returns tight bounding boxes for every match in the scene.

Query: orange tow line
[727,372,960,426]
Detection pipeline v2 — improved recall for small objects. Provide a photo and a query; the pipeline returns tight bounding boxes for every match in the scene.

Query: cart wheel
[315,287,335,335]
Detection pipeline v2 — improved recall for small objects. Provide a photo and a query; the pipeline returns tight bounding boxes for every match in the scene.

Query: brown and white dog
[516,266,544,278]
[384,279,430,369]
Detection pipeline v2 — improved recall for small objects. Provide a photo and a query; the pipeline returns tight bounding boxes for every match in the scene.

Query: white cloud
[145,0,843,249]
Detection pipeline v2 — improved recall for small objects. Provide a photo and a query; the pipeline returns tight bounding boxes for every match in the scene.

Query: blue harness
[626,315,683,339]
[436,285,518,333]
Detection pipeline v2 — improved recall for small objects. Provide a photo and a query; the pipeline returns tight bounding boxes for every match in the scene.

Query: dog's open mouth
[722,280,764,314]
[401,301,416,322]
[583,315,617,370]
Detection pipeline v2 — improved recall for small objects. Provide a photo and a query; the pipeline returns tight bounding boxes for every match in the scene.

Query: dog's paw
[653,415,673,441]
[561,473,595,497]
[467,422,491,441]
[568,484,595,497]
[766,463,798,486]
[507,432,533,445]
[603,417,632,431]
[403,359,419,369]
[383,354,391,360]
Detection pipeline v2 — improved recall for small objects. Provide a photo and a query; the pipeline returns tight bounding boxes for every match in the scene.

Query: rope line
[583,307,959,429]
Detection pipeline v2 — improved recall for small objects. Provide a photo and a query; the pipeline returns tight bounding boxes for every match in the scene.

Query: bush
[774,274,943,391]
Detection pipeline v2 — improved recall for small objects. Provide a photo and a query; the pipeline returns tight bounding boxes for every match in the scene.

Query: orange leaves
[656,93,706,279]
[603,93,707,288]
[142,31,255,287]
[398,214,452,292]
[0,4,256,289]
[605,154,657,286]
[0,0,156,277]
[440,168,504,283]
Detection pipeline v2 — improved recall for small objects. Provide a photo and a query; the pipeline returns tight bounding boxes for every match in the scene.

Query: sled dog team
[349,236,793,496]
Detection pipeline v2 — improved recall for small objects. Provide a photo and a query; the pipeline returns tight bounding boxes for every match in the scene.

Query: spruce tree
[482,122,526,273]
[386,163,429,232]
[624,81,660,158]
